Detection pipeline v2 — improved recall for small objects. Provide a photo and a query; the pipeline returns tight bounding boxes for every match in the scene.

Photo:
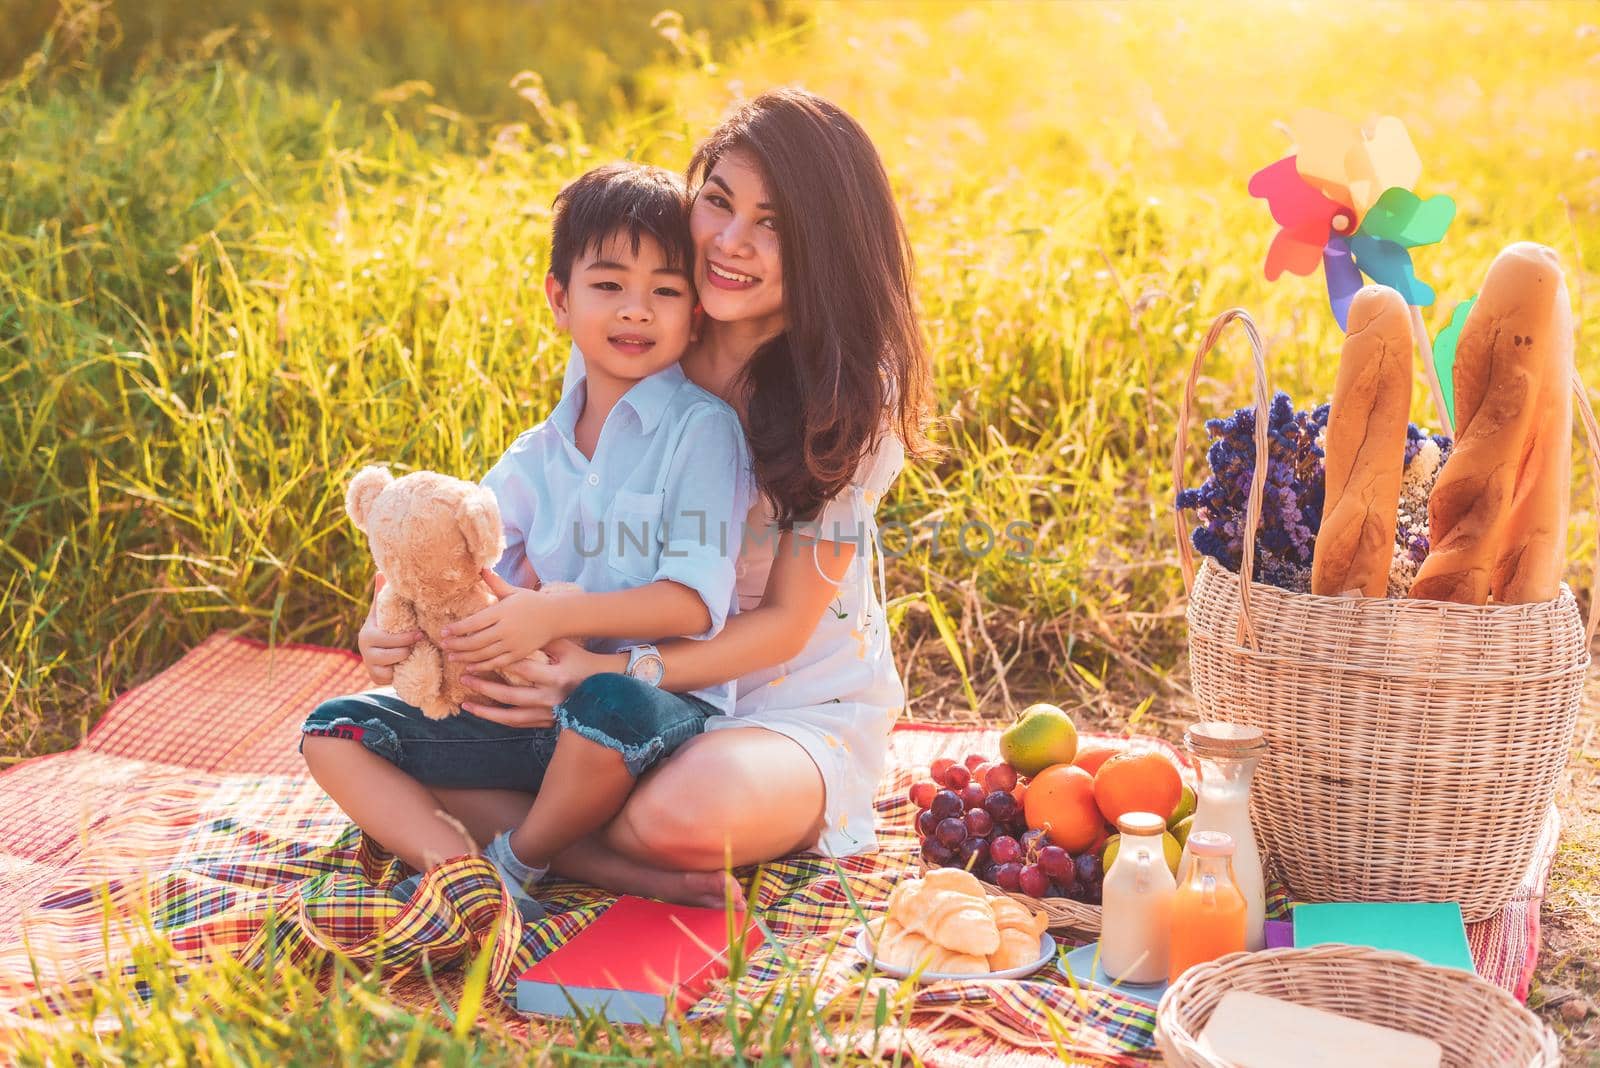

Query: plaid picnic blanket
[0,635,1557,1062]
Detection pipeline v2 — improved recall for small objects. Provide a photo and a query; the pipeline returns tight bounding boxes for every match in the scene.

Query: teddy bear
[345,465,529,720]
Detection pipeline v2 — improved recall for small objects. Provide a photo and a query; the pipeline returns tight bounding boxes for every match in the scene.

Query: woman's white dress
[702,434,907,856]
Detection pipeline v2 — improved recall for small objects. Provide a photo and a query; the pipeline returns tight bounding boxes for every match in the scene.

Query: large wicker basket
[1173,309,1596,922]
[1156,945,1559,1066]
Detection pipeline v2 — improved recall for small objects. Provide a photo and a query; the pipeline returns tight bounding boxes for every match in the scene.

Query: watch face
[632,652,665,685]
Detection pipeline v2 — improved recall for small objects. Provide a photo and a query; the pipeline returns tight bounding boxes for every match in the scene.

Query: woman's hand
[459,639,627,727]
[357,574,422,686]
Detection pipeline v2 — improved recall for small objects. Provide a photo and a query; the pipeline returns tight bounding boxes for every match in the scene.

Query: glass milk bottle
[1099,811,1175,984]
[1178,723,1268,951]
[1169,831,1248,982]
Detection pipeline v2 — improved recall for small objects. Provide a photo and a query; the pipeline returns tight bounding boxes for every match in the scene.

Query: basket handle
[1172,309,1600,648]
[1172,309,1272,651]
[1571,371,1600,645]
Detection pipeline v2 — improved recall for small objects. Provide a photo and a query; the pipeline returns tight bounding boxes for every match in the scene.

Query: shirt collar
[560,340,685,437]
[618,360,685,433]
[549,342,587,445]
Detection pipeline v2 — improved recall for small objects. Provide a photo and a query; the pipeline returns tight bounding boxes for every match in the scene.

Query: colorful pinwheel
[1249,110,1457,331]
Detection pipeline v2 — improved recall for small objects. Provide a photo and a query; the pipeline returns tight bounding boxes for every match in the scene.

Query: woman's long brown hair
[689,88,934,528]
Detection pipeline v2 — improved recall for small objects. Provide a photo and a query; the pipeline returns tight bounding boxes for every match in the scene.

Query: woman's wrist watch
[623,644,665,687]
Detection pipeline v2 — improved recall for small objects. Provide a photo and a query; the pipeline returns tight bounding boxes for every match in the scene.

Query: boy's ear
[545,272,570,329]
[346,466,393,532]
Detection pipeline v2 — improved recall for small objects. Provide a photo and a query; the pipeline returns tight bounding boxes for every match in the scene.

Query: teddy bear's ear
[459,485,505,567]
[346,466,394,532]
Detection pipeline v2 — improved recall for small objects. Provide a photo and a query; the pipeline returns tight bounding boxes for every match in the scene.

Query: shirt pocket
[604,488,665,583]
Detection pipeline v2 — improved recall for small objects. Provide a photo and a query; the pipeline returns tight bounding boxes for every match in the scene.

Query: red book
[516,895,763,1023]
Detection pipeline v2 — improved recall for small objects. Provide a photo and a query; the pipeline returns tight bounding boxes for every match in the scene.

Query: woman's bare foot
[552,836,747,909]
[656,870,746,909]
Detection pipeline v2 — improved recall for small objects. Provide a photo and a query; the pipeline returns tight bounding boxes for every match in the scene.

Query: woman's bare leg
[306,726,825,907]
[428,784,741,908]
[544,730,826,907]
[302,735,473,870]
[603,728,826,871]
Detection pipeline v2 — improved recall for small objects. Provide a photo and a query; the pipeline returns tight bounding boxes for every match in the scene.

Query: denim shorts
[299,672,712,793]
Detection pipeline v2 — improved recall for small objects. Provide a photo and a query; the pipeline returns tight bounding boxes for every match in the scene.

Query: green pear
[999,703,1078,777]
[1168,784,1196,827]
[1103,831,1182,875]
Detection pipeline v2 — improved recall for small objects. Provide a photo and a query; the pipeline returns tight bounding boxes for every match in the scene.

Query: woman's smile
[705,259,761,290]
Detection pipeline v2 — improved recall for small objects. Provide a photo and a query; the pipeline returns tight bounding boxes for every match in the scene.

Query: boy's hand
[441,569,567,671]
[357,575,422,686]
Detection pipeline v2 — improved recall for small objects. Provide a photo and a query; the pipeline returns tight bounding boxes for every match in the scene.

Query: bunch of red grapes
[910,754,1104,903]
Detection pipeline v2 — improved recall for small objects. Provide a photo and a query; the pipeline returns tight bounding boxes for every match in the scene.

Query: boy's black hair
[548,162,693,286]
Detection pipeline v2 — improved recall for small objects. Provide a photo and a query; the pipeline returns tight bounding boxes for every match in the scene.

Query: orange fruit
[1022,764,1103,852]
[1073,739,1123,777]
[1093,749,1183,826]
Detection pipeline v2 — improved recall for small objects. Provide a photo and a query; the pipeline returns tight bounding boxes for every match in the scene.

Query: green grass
[5,0,1600,1058]
[0,891,934,1065]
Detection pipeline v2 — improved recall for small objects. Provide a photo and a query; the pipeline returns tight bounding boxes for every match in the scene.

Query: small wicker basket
[1173,309,1597,921]
[1156,945,1559,1067]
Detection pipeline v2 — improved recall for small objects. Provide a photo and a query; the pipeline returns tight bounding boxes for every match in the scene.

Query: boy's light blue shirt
[481,344,752,714]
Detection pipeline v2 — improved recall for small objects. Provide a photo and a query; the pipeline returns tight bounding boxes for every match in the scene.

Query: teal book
[1291,902,1475,974]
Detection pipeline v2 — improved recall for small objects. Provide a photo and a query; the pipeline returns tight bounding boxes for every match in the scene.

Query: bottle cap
[1187,830,1236,857]
[1184,722,1269,759]
[1116,811,1166,836]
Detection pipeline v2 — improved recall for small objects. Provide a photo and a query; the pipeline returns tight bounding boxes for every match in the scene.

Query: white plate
[852,926,1057,983]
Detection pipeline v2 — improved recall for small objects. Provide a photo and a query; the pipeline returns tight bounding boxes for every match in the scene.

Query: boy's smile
[607,332,657,355]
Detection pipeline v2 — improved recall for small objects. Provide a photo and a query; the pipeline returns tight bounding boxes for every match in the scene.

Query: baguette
[1410,243,1565,604]
[1311,285,1414,596]
[1490,247,1574,603]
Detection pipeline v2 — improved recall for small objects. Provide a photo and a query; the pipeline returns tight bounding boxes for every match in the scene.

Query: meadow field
[6,0,1600,1060]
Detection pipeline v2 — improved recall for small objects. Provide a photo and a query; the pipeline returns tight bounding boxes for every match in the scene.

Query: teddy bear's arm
[373,581,417,633]
[375,586,454,717]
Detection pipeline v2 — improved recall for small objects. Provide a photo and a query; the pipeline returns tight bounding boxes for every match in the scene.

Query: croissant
[987,897,1049,971]
[884,877,922,919]
[920,943,991,975]
[883,872,1000,957]
[867,915,939,971]
[921,867,986,898]
[918,889,1001,956]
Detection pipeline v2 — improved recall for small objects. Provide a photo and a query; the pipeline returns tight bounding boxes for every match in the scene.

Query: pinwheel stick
[1410,304,1455,437]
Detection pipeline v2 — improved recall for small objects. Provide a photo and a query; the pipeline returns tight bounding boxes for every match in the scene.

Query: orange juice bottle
[1169,830,1247,982]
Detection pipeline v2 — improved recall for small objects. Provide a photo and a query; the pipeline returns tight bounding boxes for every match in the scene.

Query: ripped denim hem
[299,715,405,764]
[552,704,664,778]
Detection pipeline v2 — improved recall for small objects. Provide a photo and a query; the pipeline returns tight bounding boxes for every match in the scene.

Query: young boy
[301,163,751,915]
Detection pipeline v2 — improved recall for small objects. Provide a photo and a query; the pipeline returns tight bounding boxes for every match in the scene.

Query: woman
[369,88,933,905]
